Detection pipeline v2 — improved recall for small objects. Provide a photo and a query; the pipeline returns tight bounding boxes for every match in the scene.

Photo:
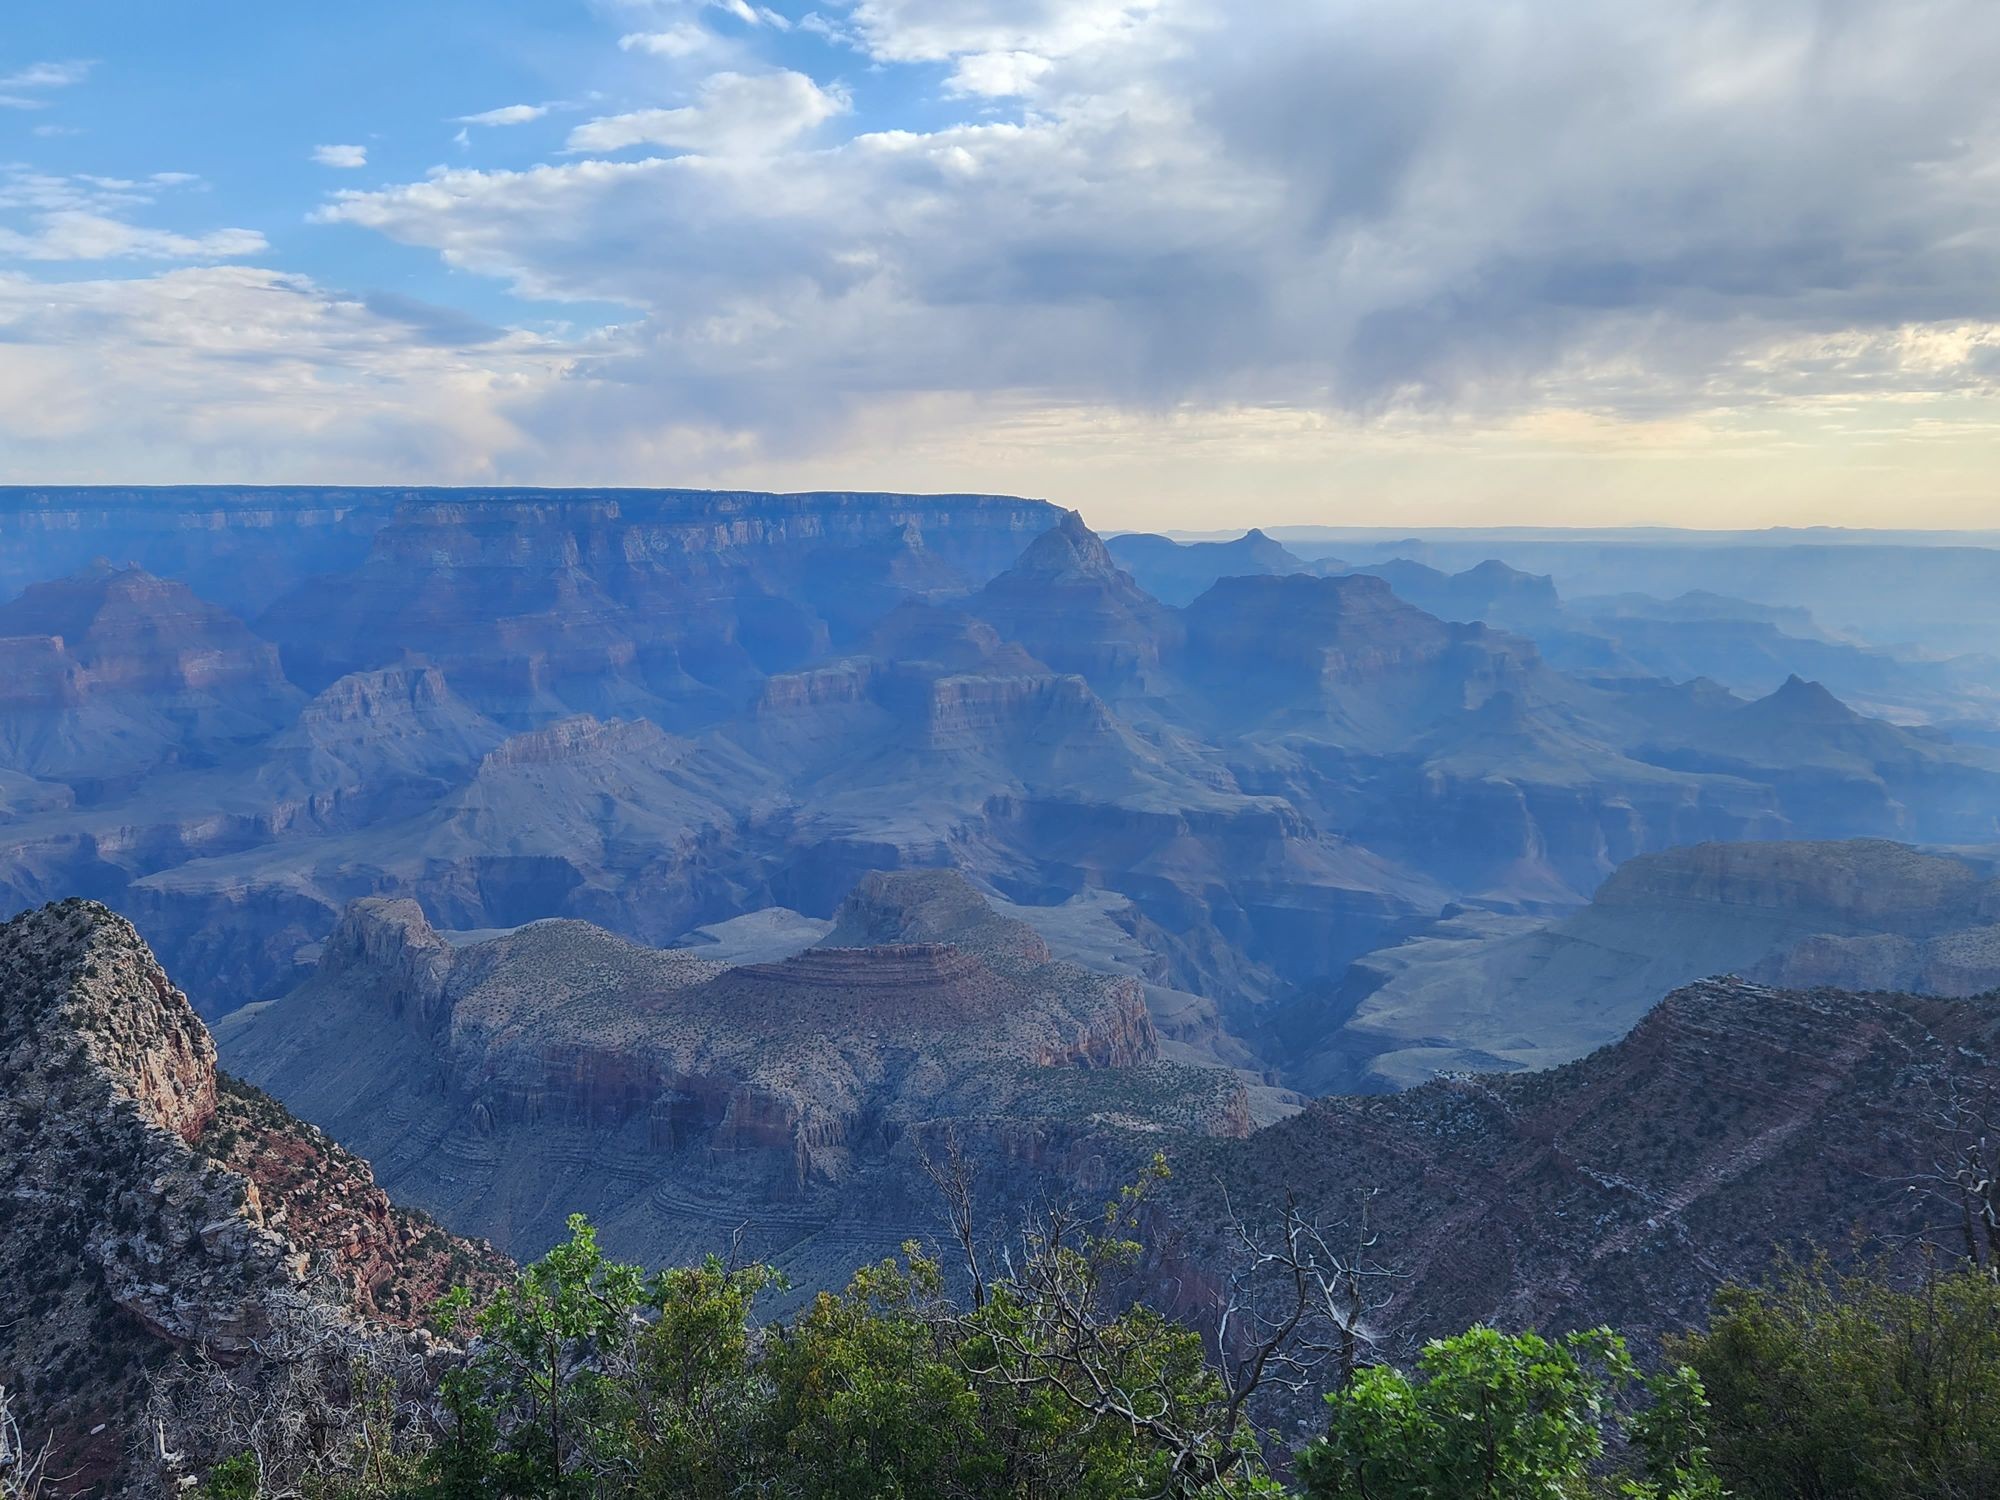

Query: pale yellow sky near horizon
[682,394,2000,535]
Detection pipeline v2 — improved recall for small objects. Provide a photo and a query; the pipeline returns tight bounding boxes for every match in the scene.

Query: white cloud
[312,143,369,169]
[701,0,789,28]
[0,211,266,262]
[0,266,567,480]
[0,60,94,90]
[15,0,2000,523]
[945,50,1053,97]
[565,70,846,155]
[458,103,548,127]
[619,26,715,58]
[0,167,261,261]
[604,0,788,31]
[314,0,2000,446]
[844,0,1157,62]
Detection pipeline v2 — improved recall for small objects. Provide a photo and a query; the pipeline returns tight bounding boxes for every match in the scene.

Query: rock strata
[224,872,1245,1292]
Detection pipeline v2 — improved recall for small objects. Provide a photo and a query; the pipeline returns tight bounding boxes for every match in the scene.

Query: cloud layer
[4,1,2000,522]
[321,1,2000,428]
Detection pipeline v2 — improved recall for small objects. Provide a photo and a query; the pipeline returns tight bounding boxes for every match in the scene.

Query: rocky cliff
[12,496,2000,1079]
[0,899,505,1495]
[0,487,398,617]
[1106,528,1314,607]
[971,510,1181,692]
[259,490,1058,720]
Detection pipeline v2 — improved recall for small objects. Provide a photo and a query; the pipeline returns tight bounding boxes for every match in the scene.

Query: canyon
[12,493,2000,1498]
[10,489,2000,1342]
[7,491,2000,1064]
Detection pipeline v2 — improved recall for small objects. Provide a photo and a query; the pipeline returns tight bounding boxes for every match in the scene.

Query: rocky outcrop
[0,486,397,616]
[1177,572,1542,730]
[11,493,2000,1076]
[820,867,1052,963]
[0,566,290,704]
[1593,834,1999,931]
[0,898,506,1495]
[972,511,1181,692]
[1343,557,1564,632]
[258,490,1059,719]
[224,872,1240,1292]
[318,898,457,1028]
[1105,528,1312,607]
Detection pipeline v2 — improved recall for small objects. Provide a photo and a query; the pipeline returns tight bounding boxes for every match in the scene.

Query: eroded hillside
[221,871,1248,1290]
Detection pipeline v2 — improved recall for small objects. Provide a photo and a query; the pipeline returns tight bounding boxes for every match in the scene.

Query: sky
[1,0,1998,531]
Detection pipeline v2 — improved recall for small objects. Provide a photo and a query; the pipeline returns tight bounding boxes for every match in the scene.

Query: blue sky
[3,1,1999,529]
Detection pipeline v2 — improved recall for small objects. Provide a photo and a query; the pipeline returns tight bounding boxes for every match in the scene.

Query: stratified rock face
[258,490,1060,721]
[861,601,1046,676]
[1344,557,1564,632]
[290,663,501,765]
[0,565,301,785]
[0,486,398,616]
[1593,836,1999,934]
[11,492,2000,1071]
[1178,572,1533,724]
[1179,976,2000,1363]
[224,872,1244,1290]
[0,899,505,1496]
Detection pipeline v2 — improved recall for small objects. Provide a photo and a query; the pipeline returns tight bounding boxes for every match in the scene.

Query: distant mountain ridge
[7,496,2000,1088]
[1283,837,2000,1091]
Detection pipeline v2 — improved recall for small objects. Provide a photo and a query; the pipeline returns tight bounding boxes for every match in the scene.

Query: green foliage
[950,1160,1274,1499]
[1672,1258,2000,1500]
[618,1256,783,1495]
[197,1451,261,1500]
[1296,1326,1720,1500]
[306,1178,1707,1500]
[324,1178,1298,1500]
[762,1251,985,1497]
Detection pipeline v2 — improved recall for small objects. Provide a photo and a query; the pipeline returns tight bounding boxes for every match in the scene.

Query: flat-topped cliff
[1287,837,2000,1092]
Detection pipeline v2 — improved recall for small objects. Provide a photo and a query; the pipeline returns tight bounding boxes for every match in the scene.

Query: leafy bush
[1296,1326,1721,1500]
[1672,1258,2000,1500]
